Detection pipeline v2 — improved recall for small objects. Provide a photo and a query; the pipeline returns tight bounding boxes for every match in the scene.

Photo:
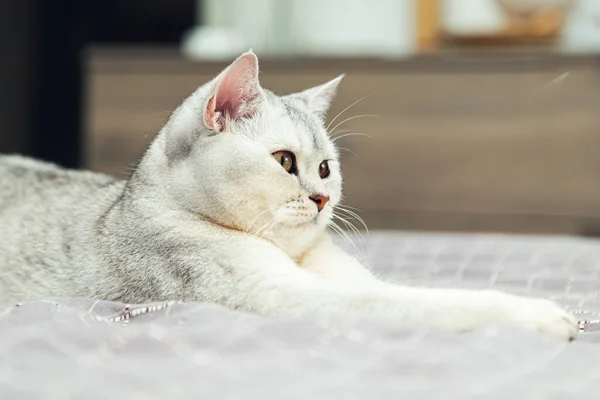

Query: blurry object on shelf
[442,0,505,37]
[288,0,415,57]
[182,0,272,60]
[558,0,600,53]
[498,0,574,17]
[182,0,416,59]
[442,0,575,45]
[417,0,441,52]
[182,27,248,61]
[497,0,574,37]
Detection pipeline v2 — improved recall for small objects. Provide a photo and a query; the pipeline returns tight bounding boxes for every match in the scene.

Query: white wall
[192,0,416,57]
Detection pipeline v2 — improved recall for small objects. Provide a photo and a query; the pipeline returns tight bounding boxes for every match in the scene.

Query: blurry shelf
[87,46,600,75]
[85,45,600,234]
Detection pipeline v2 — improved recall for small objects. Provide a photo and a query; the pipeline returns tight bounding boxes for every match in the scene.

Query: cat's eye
[272,151,296,174]
[318,160,330,179]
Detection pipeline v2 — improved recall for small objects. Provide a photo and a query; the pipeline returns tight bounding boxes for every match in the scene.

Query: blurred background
[2,0,600,235]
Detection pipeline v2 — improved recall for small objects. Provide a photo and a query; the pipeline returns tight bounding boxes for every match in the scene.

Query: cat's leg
[299,234,578,340]
[380,285,578,340]
[298,234,375,282]
[191,234,386,317]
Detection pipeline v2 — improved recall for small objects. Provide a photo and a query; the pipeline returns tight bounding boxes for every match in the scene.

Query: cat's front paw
[504,296,578,341]
[466,291,579,340]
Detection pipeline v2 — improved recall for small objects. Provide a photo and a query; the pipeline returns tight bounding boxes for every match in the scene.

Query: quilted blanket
[2,232,600,399]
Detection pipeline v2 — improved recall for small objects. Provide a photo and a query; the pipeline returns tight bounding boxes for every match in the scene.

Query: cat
[0,51,577,341]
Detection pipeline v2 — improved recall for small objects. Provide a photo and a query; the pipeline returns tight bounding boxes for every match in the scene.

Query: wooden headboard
[86,48,600,234]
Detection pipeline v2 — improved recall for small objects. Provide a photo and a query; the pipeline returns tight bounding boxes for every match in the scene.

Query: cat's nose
[309,194,330,212]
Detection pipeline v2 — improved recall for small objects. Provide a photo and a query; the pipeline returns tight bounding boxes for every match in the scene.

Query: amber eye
[272,151,296,174]
[318,160,330,179]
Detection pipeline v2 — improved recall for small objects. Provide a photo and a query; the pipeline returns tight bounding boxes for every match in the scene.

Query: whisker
[333,213,362,241]
[246,205,282,233]
[336,147,358,157]
[335,206,369,234]
[329,129,351,137]
[252,218,272,237]
[258,219,278,240]
[328,114,378,135]
[331,132,371,143]
[333,217,365,244]
[255,214,278,239]
[330,129,363,140]
[326,94,374,133]
[336,204,363,212]
[328,220,360,256]
[330,211,366,255]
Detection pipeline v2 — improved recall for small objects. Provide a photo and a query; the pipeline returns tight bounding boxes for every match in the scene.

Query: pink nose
[309,195,330,212]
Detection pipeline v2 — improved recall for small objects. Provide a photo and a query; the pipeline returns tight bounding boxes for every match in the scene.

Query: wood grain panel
[86,49,600,234]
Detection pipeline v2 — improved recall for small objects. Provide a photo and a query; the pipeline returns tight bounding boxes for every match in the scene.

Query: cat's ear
[204,50,264,132]
[286,75,344,118]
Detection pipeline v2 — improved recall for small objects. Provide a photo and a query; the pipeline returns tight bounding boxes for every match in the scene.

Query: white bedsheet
[2,231,599,399]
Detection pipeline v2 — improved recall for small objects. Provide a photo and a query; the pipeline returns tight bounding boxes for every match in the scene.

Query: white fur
[0,51,578,341]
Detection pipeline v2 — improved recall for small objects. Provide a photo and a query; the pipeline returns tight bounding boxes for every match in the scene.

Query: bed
[2,231,599,398]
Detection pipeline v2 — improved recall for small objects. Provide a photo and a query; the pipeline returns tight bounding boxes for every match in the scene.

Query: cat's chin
[280,216,321,231]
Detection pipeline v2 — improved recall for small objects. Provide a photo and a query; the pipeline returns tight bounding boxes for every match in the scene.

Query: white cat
[0,51,578,341]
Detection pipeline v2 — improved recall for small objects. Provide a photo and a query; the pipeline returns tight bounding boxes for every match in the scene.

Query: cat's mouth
[298,210,332,229]
[280,214,320,229]
[275,201,325,229]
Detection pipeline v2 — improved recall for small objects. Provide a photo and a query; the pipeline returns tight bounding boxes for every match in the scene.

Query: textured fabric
[1,231,600,399]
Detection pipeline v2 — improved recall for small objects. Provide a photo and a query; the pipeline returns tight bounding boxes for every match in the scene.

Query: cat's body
[0,155,123,300]
[0,52,578,340]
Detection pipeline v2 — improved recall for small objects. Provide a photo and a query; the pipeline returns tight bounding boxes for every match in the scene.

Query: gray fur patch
[281,98,325,152]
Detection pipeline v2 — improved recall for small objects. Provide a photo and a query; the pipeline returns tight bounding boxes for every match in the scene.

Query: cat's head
[152,51,344,253]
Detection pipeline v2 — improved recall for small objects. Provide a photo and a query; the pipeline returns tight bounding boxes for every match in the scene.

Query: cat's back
[0,155,121,212]
[0,155,127,301]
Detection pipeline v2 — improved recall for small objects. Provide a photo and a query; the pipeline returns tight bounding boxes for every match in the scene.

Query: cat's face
[158,52,344,253]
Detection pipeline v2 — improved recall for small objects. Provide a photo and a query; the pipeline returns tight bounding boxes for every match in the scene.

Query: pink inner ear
[205,53,262,132]
[204,95,221,131]
[214,79,245,120]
